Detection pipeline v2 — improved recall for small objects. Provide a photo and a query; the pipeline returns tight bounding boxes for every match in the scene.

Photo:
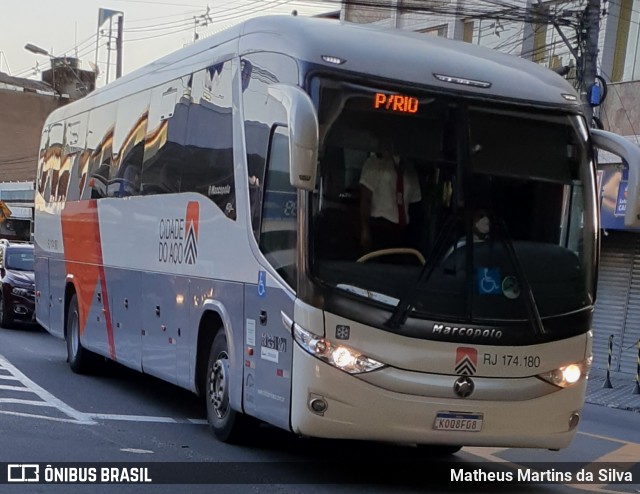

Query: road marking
[578,430,634,445]
[120,448,154,454]
[0,374,20,380]
[0,398,59,407]
[0,410,91,424]
[0,354,205,426]
[187,418,208,425]
[87,413,178,423]
[0,355,95,425]
[463,447,511,462]
[0,384,34,392]
[86,413,206,424]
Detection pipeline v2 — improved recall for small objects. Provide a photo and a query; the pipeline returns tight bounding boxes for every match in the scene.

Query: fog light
[309,396,328,414]
[569,412,580,429]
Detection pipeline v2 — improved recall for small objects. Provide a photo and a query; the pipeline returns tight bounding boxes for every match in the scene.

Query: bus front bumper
[290,345,586,450]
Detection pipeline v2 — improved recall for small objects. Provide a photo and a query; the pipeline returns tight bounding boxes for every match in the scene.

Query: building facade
[0,59,95,239]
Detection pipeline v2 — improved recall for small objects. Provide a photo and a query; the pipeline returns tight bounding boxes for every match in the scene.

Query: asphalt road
[0,323,638,494]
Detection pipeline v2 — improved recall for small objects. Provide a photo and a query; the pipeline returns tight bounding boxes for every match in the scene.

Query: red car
[0,242,35,328]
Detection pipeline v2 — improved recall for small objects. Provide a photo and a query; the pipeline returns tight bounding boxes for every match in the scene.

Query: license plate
[434,411,483,432]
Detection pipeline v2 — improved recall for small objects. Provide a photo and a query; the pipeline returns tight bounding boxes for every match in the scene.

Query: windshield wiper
[385,212,459,329]
[491,216,545,336]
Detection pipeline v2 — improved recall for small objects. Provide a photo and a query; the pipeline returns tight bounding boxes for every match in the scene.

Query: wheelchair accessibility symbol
[257,271,266,298]
[476,268,501,295]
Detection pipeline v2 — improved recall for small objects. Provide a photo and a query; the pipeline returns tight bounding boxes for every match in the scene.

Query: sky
[0,0,335,86]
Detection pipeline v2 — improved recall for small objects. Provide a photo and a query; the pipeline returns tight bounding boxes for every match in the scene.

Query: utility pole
[116,13,124,79]
[582,0,601,127]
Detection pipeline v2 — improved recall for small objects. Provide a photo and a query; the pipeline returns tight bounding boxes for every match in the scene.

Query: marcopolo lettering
[432,324,503,340]
[208,184,231,196]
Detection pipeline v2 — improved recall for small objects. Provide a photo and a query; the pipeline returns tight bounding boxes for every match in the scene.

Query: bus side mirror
[267,84,319,191]
[591,128,640,228]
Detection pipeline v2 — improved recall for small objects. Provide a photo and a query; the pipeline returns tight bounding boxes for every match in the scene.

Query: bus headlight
[537,360,590,388]
[293,324,385,374]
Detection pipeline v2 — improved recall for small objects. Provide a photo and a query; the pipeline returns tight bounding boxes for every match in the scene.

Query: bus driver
[359,137,421,252]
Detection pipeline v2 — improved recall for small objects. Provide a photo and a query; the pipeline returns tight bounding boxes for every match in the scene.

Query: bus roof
[240,16,580,109]
[47,15,580,123]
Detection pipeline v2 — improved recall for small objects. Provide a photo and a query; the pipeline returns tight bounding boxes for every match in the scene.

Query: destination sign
[373,92,419,114]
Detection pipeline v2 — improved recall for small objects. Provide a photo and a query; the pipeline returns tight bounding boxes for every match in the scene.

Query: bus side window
[86,103,117,199]
[141,77,190,196]
[259,126,297,289]
[41,123,65,204]
[180,61,236,219]
[109,93,149,198]
[241,52,298,240]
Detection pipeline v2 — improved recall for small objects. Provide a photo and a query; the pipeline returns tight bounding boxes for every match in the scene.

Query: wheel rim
[210,351,229,420]
[70,308,79,357]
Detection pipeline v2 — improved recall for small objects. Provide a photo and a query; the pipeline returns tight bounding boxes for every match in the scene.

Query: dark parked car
[0,242,35,328]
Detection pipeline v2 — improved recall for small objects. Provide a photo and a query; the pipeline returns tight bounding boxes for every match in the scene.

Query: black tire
[0,292,13,329]
[416,444,462,456]
[66,293,96,373]
[206,331,252,443]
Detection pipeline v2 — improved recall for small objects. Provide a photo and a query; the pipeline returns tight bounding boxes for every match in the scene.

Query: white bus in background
[34,15,640,452]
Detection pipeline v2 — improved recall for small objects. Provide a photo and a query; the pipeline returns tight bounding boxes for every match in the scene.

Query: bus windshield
[310,77,596,326]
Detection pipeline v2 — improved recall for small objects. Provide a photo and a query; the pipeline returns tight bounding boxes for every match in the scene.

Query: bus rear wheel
[206,331,253,443]
[66,293,97,373]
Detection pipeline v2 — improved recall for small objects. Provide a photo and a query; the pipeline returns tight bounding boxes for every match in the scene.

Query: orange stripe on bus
[61,200,116,359]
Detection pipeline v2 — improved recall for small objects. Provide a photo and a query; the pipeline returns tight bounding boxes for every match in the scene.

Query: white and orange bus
[35,15,640,452]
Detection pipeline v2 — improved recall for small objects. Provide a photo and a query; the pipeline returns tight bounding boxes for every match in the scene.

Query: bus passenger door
[243,278,295,430]
[141,273,189,384]
[243,126,297,430]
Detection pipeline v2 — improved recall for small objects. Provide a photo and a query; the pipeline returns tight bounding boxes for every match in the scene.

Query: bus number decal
[483,353,541,368]
[262,332,287,353]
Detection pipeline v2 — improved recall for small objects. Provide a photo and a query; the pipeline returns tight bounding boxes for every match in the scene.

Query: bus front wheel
[206,331,251,443]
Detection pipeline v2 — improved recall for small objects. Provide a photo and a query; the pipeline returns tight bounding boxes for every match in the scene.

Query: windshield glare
[310,79,596,323]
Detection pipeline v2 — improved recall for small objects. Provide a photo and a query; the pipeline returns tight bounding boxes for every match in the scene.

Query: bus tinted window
[260,126,296,289]
[87,103,117,199]
[140,63,236,219]
[181,62,235,219]
[310,78,595,324]
[141,78,189,196]
[241,53,298,240]
[108,93,150,197]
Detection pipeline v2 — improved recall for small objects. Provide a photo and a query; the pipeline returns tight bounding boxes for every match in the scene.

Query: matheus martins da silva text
[451,468,633,483]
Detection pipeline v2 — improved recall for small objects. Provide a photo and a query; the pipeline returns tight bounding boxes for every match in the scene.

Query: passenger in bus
[359,138,421,252]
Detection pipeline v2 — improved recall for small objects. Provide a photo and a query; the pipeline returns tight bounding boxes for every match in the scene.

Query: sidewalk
[585,367,640,412]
